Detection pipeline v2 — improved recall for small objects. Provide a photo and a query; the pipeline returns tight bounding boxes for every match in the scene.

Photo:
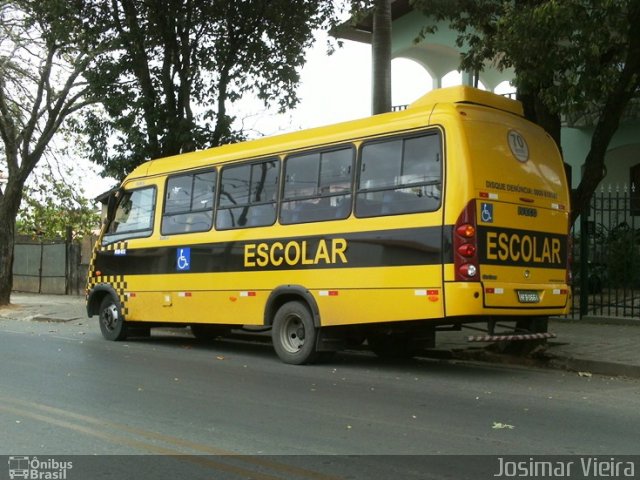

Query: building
[334,0,640,195]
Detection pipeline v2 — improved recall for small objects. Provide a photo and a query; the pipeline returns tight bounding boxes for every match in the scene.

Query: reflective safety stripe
[468,332,556,342]
[319,290,339,296]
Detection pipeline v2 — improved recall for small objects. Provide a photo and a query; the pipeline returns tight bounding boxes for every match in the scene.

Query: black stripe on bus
[93,227,453,276]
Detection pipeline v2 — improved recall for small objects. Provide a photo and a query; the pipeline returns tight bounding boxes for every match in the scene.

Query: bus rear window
[355,132,442,217]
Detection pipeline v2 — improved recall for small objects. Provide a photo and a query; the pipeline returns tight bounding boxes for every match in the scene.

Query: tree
[78,0,338,180]
[16,162,100,240]
[0,0,98,305]
[412,0,640,223]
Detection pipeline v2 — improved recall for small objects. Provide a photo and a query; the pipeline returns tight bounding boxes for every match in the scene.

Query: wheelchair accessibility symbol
[177,247,191,271]
[481,203,493,223]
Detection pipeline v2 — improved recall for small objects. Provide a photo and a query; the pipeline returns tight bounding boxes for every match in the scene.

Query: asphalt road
[0,318,638,479]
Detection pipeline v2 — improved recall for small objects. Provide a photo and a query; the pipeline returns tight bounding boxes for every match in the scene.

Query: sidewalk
[1,293,639,378]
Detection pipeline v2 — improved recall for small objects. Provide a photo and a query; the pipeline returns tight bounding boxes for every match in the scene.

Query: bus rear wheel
[98,295,128,341]
[272,301,319,365]
[500,316,549,355]
[367,331,419,360]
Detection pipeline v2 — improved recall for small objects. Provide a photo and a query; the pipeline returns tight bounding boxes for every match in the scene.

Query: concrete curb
[551,316,640,327]
[427,348,640,379]
[31,315,80,323]
[547,356,640,379]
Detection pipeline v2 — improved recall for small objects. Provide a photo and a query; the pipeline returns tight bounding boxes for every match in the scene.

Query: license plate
[517,290,540,303]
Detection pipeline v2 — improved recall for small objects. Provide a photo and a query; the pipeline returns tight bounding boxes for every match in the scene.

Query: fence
[571,184,640,319]
[12,234,97,296]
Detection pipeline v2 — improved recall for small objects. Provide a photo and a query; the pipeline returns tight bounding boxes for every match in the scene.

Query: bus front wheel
[272,301,319,365]
[98,295,128,341]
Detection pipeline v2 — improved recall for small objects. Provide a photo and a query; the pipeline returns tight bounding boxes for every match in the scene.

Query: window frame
[161,168,217,236]
[102,185,157,245]
[280,145,355,225]
[216,157,280,230]
[355,129,443,218]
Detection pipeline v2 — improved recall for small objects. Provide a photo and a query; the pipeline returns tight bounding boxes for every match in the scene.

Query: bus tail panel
[476,200,570,311]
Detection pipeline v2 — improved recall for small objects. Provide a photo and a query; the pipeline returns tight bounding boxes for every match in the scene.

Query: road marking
[0,394,340,480]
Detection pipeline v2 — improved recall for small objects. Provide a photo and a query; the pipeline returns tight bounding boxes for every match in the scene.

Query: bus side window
[161,170,216,235]
[103,186,156,245]
[280,146,353,225]
[216,158,279,229]
[355,132,442,218]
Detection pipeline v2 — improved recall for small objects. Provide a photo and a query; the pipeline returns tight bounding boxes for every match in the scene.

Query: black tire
[128,324,151,338]
[504,316,549,355]
[271,301,319,365]
[515,316,549,334]
[191,324,230,341]
[98,295,128,341]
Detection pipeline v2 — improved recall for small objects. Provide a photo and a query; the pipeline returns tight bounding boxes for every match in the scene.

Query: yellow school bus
[86,86,571,364]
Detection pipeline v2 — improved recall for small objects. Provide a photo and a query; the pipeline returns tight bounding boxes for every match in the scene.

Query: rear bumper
[444,282,571,316]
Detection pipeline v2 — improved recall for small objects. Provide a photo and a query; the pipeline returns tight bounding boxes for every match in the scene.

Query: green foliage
[412,0,638,115]
[411,0,640,223]
[73,0,339,180]
[605,225,640,288]
[16,163,100,241]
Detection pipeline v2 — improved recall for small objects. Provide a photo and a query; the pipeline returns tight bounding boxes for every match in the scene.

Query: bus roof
[126,86,524,181]
[409,86,523,117]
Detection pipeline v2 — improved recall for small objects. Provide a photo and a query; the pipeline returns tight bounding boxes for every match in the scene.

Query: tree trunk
[0,179,23,305]
[0,220,15,305]
[569,4,640,225]
[371,0,392,115]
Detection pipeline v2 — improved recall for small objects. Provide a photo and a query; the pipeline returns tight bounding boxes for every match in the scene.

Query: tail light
[567,226,573,285]
[454,200,480,281]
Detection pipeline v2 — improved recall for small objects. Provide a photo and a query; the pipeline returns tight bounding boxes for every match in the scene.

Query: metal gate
[12,238,68,294]
[572,185,640,319]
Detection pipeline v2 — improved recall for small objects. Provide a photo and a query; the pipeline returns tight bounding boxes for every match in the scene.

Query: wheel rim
[278,313,306,353]
[100,303,119,332]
